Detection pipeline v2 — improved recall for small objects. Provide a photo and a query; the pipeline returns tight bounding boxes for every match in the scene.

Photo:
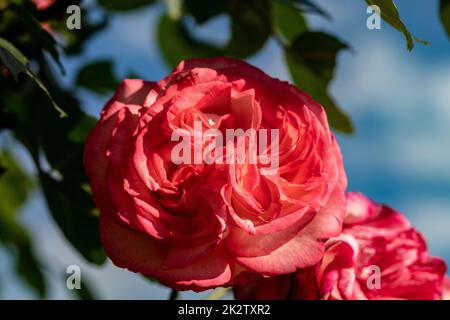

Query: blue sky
[1,0,449,299]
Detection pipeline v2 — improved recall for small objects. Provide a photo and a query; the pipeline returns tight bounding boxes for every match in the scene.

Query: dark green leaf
[27,72,68,118]
[286,32,353,133]
[157,14,221,68]
[4,85,87,184]
[169,289,179,300]
[286,52,353,133]
[366,0,427,50]
[0,37,67,117]
[61,15,109,55]
[40,173,106,265]
[76,60,120,94]
[9,3,64,73]
[74,279,96,300]
[184,0,228,24]
[0,152,46,297]
[0,36,29,81]
[1,41,104,265]
[97,0,155,11]
[0,163,5,177]
[68,114,97,143]
[226,0,271,58]
[34,99,88,182]
[0,106,17,131]
[440,0,450,38]
[0,219,46,298]
[271,0,308,44]
[0,151,33,217]
[16,243,46,297]
[290,32,348,83]
[142,275,160,284]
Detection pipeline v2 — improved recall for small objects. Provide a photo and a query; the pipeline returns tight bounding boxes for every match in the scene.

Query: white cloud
[324,33,450,180]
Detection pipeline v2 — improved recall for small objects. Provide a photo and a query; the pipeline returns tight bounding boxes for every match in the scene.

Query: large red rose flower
[84,57,347,291]
[234,192,448,299]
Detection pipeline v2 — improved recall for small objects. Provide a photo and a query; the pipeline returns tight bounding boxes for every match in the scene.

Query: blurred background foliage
[0,0,449,299]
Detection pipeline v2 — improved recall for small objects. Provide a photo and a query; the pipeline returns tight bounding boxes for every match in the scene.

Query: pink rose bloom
[84,57,347,291]
[235,192,447,300]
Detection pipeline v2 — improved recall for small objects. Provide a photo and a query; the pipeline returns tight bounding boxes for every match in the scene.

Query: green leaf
[16,243,46,297]
[1,43,104,265]
[0,151,46,298]
[226,0,271,58]
[159,0,271,65]
[97,0,155,11]
[74,279,96,300]
[27,72,68,118]
[286,53,353,133]
[286,32,353,133]
[0,37,29,81]
[61,15,109,56]
[157,14,221,68]
[440,0,450,38]
[184,0,228,24]
[0,37,67,117]
[68,115,97,143]
[76,60,120,94]
[40,173,106,265]
[9,3,64,73]
[271,0,308,44]
[290,32,348,83]
[4,85,89,184]
[0,218,48,298]
[33,99,89,183]
[142,275,160,285]
[0,151,33,217]
[366,0,427,50]
[169,289,179,300]
[0,106,17,131]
